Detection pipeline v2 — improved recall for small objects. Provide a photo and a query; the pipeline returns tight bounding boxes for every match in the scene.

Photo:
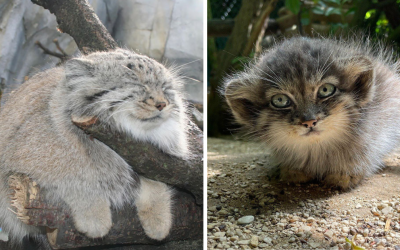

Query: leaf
[345,7,356,16]
[312,6,325,15]
[231,56,251,65]
[285,0,301,14]
[345,236,366,250]
[324,0,341,4]
[325,7,341,16]
[301,18,310,25]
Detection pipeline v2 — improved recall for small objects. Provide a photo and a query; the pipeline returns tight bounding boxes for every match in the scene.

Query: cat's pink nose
[156,102,166,111]
[302,119,318,128]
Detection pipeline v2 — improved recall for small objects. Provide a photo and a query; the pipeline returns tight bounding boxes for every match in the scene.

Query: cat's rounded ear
[65,58,95,81]
[343,56,375,107]
[223,77,263,127]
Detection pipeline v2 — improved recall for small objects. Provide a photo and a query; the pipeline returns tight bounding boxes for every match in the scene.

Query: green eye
[318,83,336,98]
[271,94,291,108]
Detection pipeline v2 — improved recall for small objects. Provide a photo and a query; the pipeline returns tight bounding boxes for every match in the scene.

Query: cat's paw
[323,174,364,189]
[135,178,173,240]
[72,203,112,238]
[280,168,313,183]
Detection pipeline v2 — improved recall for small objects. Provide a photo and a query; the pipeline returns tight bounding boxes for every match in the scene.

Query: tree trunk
[207,0,278,136]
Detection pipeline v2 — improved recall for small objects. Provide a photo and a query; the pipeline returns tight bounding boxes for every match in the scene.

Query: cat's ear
[65,58,95,81]
[224,77,263,127]
[344,56,375,107]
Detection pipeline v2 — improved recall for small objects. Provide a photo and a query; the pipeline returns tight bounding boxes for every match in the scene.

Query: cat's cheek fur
[114,113,189,159]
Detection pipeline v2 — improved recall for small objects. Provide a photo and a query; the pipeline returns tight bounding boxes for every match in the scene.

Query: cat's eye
[271,94,291,108]
[318,83,336,98]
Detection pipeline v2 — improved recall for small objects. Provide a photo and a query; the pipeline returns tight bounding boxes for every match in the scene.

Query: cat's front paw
[280,168,313,183]
[136,178,173,240]
[72,203,112,238]
[323,174,364,189]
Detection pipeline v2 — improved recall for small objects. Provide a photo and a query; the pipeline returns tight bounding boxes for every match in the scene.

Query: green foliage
[285,0,301,14]
[231,51,255,71]
[345,236,366,250]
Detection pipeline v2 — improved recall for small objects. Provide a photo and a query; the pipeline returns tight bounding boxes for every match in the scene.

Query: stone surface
[207,138,400,249]
[237,216,254,225]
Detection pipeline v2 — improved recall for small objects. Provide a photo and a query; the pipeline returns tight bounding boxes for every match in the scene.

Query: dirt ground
[207,137,400,250]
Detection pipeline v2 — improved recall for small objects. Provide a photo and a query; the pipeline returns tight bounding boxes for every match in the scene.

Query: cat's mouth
[303,128,320,136]
[139,114,162,122]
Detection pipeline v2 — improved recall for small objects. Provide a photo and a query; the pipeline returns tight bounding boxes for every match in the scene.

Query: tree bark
[31,0,118,54]
[9,174,202,250]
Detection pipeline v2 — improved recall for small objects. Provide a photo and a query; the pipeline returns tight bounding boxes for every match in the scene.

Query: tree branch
[72,117,203,205]
[9,174,202,249]
[35,41,69,62]
[31,0,118,54]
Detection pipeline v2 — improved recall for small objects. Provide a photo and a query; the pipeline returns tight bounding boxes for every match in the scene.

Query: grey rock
[237,215,254,225]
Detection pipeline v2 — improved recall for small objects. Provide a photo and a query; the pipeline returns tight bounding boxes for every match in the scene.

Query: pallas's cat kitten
[0,49,189,245]
[224,37,400,189]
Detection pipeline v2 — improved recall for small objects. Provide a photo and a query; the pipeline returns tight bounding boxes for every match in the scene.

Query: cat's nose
[302,119,318,128]
[156,102,167,111]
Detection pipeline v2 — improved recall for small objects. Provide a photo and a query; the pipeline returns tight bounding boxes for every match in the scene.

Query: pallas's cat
[224,37,400,189]
[0,49,189,245]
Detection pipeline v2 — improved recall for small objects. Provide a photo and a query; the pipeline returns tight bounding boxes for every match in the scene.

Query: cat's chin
[302,128,321,136]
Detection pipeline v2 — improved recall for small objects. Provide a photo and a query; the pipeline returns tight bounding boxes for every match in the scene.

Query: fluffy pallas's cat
[0,49,189,245]
[224,37,400,189]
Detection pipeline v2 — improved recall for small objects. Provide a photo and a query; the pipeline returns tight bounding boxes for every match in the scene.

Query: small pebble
[237,215,254,225]
[250,235,259,247]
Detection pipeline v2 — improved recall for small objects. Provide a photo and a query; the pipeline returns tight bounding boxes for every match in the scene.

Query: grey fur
[224,37,400,189]
[0,49,189,245]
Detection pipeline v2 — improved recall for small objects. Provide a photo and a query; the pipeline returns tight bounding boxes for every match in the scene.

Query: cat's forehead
[257,39,346,92]
[87,50,171,84]
[86,49,162,68]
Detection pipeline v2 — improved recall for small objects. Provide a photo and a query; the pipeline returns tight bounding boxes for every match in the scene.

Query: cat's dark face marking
[225,37,375,146]
[64,49,183,124]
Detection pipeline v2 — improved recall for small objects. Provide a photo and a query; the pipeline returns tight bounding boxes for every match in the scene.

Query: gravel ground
[207,137,400,250]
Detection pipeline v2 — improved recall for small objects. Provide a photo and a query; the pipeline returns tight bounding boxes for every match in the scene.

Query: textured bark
[31,0,118,54]
[9,174,202,250]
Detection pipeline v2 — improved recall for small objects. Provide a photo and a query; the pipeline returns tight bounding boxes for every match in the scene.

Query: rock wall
[0,0,203,104]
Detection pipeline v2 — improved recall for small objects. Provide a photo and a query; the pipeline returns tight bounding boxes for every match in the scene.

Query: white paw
[137,207,172,240]
[72,205,112,238]
[136,178,173,240]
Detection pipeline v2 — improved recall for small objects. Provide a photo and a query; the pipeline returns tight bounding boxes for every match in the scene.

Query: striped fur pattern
[224,37,400,189]
[0,49,188,246]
